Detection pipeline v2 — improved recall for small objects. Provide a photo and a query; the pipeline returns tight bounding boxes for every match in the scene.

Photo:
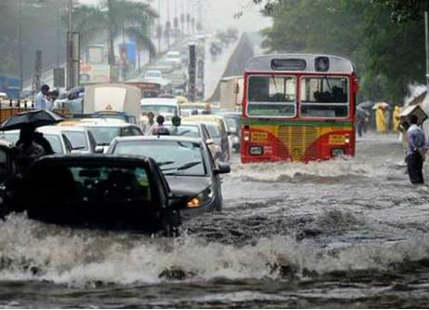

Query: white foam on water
[230,157,380,182]
[0,213,427,287]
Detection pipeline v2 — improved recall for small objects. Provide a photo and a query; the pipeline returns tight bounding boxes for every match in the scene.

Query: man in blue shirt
[406,115,427,184]
[34,84,52,110]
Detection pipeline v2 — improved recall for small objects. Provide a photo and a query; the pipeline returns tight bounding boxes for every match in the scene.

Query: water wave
[0,214,427,287]
[230,158,383,183]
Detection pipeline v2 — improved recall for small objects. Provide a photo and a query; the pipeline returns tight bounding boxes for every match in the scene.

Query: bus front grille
[278,125,318,160]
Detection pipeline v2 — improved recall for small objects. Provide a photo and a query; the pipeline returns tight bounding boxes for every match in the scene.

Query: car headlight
[187,188,213,208]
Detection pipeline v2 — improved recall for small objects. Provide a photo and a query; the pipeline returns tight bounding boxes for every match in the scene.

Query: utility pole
[66,0,73,89]
[158,0,161,54]
[425,11,429,92]
[18,0,23,92]
[167,0,170,49]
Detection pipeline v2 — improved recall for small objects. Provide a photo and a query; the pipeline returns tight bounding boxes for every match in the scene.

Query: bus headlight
[249,146,263,155]
[331,148,345,157]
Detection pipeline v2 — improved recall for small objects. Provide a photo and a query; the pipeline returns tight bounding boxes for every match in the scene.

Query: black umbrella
[0,109,64,131]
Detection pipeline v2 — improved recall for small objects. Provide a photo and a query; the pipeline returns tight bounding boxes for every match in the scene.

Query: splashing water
[0,213,427,287]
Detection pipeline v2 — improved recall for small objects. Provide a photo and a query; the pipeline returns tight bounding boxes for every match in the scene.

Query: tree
[256,0,427,103]
[73,0,158,67]
[371,0,429,22]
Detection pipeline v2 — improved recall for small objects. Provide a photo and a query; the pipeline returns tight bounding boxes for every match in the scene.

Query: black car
[0,154,198,236]
[107,136,231,212]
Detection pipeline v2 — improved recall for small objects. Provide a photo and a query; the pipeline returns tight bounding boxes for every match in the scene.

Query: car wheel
[161,210,181,237]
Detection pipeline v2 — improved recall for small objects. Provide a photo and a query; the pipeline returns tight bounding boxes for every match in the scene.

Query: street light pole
[425,11,429,91]
[18,0,23,92]
[66,0,73,89]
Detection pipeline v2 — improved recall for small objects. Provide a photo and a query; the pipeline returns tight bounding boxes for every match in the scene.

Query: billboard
[80,63,111,84]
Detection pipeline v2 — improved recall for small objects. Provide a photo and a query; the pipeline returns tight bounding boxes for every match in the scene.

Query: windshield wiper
[163,161,202,174]
[158,161,175,166]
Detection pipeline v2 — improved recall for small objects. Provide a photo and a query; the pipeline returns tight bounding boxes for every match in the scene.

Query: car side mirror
[214,161,231,174]
[94,146,104,154]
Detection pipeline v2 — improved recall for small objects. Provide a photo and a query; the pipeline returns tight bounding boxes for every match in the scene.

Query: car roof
[49,125,88,132]
[81,122,137,128]
[32,154,154,167]
[182,115,225,125]
[113,135,203,144]
[140,98,178,105]
[221,111,241,117]
[37,126,69,134]
[163,121,201,127]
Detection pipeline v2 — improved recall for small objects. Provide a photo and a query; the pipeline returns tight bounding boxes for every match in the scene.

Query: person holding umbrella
[0,109,64,174]
[14,127,46,174]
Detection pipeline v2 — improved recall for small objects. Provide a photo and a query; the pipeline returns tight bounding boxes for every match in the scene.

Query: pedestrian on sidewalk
[34,85,52,110]
[406,115,427,184]
[376,104,387,133]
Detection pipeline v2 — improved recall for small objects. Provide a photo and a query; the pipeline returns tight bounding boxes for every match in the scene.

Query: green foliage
[257,0,427,103]
[73,0,158,65]
[371,0,428,22]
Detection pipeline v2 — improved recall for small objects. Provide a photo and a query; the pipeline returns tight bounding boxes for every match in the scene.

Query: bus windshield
[300,77,349,118]
[247,75,296,117]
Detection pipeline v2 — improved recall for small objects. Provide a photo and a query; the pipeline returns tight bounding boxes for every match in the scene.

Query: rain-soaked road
[0,133,428,308]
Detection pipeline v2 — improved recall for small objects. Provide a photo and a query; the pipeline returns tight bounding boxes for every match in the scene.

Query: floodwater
[0,133,428,308]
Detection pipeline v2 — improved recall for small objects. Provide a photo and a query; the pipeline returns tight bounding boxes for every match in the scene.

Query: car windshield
[205,123,221,138]
[0,132,19,144]
[165,125,200,138]
[44,134,64,154]
[63,131,88,150]
[113,140,206,176]
[141,104,177,115]
[33,164,152,203]
[224,117,240,133]
[0,131,63,153]
[145,71,161,78]
[86,127,121,145]
[157,60,173,66]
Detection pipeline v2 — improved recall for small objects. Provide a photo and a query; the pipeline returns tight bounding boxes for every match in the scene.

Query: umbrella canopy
[0,109,64,131]
[357,101,374,110]
[372,102,390,110]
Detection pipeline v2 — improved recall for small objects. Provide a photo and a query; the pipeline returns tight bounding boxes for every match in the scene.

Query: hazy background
[79,0,272,34]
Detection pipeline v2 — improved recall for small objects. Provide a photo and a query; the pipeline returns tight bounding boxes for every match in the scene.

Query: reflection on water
[0,133,428,308]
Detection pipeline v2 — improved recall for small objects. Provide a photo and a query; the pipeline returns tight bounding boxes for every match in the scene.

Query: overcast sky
[78,0,272,34]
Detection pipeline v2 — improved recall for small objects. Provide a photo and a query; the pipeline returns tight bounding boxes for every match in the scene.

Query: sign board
[80,63,111,84]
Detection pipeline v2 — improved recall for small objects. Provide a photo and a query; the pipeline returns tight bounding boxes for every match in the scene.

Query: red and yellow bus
[240,54,359,163]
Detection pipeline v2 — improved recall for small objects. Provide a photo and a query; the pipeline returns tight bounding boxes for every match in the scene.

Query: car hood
[166,175,211,194]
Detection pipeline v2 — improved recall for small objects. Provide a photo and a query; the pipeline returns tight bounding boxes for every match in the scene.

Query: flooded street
[0,133,428,308]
